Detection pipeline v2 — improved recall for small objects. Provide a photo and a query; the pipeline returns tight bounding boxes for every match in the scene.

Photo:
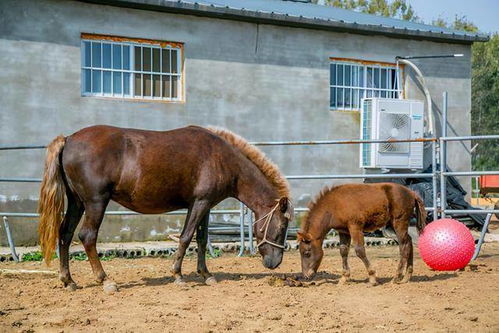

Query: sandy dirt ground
[1,243,499,332]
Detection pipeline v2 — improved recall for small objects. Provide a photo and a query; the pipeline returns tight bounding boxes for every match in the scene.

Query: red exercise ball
[418,218,475,271]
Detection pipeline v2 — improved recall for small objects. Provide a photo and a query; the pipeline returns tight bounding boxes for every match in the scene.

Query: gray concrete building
[0,0,487,245]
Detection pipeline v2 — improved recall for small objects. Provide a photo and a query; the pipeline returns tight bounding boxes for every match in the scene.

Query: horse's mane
[206,126,289,198]
[302,185,339,232]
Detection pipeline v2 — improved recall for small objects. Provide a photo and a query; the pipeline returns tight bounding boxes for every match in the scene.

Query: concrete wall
[0,0,472,245]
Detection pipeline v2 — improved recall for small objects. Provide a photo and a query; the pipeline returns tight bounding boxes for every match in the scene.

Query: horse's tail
[38,135,66,265]
[414,193,427,234]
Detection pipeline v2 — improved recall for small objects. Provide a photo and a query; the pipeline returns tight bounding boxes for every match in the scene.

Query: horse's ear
[279,197,294,219]
[279,197,288,213]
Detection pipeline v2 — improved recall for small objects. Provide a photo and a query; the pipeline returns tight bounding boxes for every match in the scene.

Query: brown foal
[298,183,427,285]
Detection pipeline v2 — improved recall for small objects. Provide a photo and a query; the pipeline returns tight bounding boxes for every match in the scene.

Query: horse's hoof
[391,278,402,285]
[65,282,78,291]
[174,277,187,287]
[205,276,218,286]
[369,278,378,286]
[103,280,119,294]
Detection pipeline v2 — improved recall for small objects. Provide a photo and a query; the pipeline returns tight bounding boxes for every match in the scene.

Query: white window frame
[81,36,183,102]
[329,59,403,111]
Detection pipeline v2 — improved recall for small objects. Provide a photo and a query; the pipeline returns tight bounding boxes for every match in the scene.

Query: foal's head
[254,197,294,269]
[297,231,323,279]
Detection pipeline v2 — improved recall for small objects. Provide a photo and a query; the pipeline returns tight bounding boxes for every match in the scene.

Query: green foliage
[21,251,44,261]
[71,252,88,261]
[100,254,116,261]
[452,15,479,33]
[471,34,499,171]
[206,247,222,258]
[432,15,479,33]
[327,0,418,21]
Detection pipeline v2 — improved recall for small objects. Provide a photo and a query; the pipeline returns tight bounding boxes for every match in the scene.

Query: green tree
[327,0,418,21]
[432,15,478,33]
[434,15,497,170]
[470,34,499,171]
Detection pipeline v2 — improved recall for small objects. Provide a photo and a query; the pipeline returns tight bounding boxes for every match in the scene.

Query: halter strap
[253,202,286,250]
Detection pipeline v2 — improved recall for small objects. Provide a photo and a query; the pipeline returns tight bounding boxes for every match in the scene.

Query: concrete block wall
[0,0,473,245]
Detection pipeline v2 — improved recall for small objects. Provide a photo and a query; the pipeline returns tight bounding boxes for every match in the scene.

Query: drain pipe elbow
[396,58,434,137]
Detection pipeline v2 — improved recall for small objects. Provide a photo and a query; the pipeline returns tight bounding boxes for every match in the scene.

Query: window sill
[81,94,185,104]
[329,108,360,113]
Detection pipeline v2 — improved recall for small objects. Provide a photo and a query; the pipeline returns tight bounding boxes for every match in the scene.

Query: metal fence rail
[1,91,498,262]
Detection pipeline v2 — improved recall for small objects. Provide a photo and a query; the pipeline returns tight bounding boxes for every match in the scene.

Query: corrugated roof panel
[81,0,489,42]
[183,0,475,37]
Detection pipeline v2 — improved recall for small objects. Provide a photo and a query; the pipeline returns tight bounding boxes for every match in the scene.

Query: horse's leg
[78,199,117,293]
[172,199,211,285]
[402,236,414,283]
[59,193,84,291]
[350,226,377,286]
[392,219,413,284]
[196,211,216,285]
[338,232,351,285]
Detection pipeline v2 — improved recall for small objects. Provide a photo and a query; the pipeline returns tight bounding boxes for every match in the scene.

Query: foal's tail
[38,135,66,264]
[414,194,427,234]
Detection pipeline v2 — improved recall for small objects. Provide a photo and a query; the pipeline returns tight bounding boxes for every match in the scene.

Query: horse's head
[254,197,294,270]
[297,231,323,279]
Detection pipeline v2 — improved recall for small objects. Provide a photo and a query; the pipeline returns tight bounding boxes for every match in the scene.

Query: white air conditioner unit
[360,98,424,169]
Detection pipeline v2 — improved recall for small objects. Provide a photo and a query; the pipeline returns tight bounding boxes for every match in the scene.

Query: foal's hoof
[369,277,378,286]
[400,277,411,284]
[205,276,218,286]
[174,277,187,287]
[65,282,78,291]
[103,280,119,294]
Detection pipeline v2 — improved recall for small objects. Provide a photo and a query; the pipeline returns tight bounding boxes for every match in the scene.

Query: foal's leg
[78,199,117,293]
[196,212,216,285]
[392,219,413,284]
[59,193,84,291]
[172,199,211,285]
[350,226,377,285]
[338,232,351,285]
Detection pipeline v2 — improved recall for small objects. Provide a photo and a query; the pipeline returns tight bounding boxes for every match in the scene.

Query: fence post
[247,206,254,254]
[206,214,216,257]
[472,213,492,260]
[432,140,438,220]
[237,202,245,257]
[439,91,448,218]
[3,216,19,262]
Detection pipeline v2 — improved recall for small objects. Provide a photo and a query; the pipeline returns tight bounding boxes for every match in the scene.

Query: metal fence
[1,92,498,261]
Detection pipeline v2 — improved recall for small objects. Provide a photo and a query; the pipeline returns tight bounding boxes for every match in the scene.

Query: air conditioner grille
[361,100,373,166]
[378,112,410,154]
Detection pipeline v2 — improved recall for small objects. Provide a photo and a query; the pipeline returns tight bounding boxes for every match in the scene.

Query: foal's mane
[206,126,290,198]
[302,185,338,232]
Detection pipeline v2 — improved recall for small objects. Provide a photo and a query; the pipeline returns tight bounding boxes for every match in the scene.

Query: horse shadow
[332,272,457,286]
[118,270,343,289]
[118,270,455,289]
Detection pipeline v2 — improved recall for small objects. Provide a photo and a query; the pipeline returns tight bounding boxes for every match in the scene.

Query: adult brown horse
[38,125,293,292]
[297,183,426,285]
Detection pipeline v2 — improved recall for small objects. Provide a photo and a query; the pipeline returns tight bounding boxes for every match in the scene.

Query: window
[81,34,183,101]
[329,58,403,111]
